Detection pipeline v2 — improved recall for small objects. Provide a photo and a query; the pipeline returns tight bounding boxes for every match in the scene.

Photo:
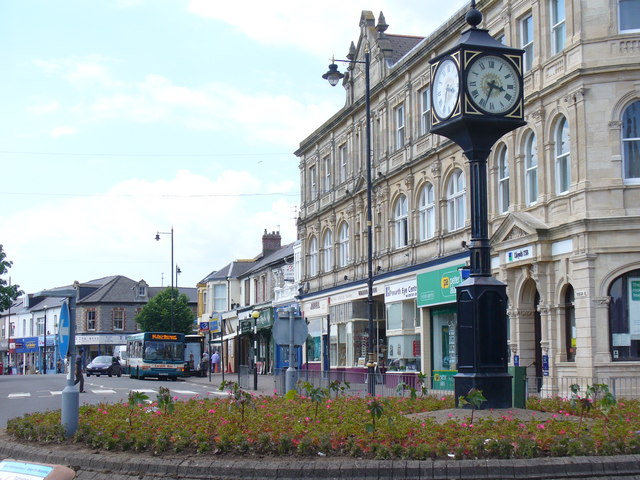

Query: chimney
[262,229,281,256]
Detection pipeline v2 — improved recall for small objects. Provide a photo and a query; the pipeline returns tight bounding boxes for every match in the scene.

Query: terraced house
[295,0,640,395]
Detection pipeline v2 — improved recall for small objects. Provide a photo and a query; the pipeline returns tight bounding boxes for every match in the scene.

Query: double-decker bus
[125,332,185,380]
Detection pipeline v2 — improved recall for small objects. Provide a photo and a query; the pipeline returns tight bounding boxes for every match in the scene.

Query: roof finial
[466,0,482,28]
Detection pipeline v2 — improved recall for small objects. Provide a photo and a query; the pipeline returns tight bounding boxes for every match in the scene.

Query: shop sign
[14,337,38,353]
[506,245,534,264]
[76,334,128,345]
[417,263,466,307]
[239,320,253,335]
[303,298,328,316]
[384,279,417,303]
[209,313,222,333]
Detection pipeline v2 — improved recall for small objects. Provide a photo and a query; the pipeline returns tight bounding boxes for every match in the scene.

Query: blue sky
[0,0,469,294]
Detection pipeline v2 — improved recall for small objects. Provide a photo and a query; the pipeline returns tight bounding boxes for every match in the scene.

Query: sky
[0,0,470,295]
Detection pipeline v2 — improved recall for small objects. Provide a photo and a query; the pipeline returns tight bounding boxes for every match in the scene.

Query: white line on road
[171,390,198,395]
[91,389,117,394]
[8,393,30,398]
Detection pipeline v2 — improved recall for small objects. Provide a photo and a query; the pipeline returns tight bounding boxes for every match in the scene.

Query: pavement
[3,373,640,479]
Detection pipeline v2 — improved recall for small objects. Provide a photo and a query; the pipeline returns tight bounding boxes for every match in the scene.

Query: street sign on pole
[272,314,307,346]
[57,301,70,358]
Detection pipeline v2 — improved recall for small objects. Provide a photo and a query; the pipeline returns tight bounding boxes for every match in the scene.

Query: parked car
[86,356,122,377]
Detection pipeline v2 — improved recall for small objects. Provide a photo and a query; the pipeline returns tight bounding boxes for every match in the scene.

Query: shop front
[300,298,327,371]
[417,261,467,390]
[384,279,419,374]
[76,333,130,363]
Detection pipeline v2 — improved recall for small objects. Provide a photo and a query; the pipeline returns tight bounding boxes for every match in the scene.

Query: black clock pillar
[429,2,526,409]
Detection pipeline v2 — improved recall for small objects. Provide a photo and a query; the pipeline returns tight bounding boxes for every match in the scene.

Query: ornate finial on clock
[466,0,482,28]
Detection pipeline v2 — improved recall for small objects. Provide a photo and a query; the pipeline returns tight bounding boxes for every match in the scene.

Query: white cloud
[27,100,60,115]
[32,55,122,88]
[50,126,77,137]
[1,169,298,292]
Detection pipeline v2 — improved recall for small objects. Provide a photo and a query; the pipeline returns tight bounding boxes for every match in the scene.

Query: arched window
[564,286,576,362]
[622,100,640,180]
[555,117,571,194]
[322,230,333,273]
[394,195,408,248]
[497,145,510,214]
[609,269,640,361]
[524,132,539,205]
[308,236,318,276]
[447,169,466,231]
[338,223,349,267]
[418,183,435,241]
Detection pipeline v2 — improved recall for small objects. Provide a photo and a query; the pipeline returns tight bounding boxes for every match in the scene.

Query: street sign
[57,301,70,358]
[272,313,308,346]
[199,321,210,332]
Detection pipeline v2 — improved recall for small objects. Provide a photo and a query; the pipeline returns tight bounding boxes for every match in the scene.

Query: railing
[526,376,640,400]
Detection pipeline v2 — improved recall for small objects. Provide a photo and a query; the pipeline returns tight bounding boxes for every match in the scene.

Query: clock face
[432,58,460,119]
[466,54,520,114]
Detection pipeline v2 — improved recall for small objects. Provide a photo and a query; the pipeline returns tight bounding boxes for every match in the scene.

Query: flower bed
[6,388,640,460]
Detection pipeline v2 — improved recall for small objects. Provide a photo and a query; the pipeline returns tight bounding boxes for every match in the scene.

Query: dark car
[86,356,122,377]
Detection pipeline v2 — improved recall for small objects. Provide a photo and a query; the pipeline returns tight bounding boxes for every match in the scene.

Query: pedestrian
[211,350,220,373]
[74,351,85,393]
[200,352,209,377]
[56,358,63,374]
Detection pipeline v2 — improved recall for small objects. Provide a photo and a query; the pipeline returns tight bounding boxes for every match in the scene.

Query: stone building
[295,0,640,394]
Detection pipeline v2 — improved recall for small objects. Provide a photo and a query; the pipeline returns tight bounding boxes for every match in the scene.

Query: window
[338,144,348,184]
[524,132,539,205]
[619,0,640,33]
[395,104,405,149]
[309,165,317,199]
[213,284,226,312]
[418,183,435,241]
[564,286,576,362]
[447,169,466,231]
[323,155,331,193]
[622,100,640,180]
[521,14,534,72]
[608,269,640,361]
[497,145,510,214]
[420,88,431,135]
[113,309,124,331]
[322,230,333,273]
[394,195,408,248]
[308,236,318,276]
[550,0,566,55]
[87,310,96,331]
[338,223,349,267]
[555,117,571,193]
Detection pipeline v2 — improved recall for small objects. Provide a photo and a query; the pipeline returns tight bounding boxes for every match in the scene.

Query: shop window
[609,269,640,361]
[622,100,640,180]
[565,286,576,362]
[307,317,322,362]
[431,307,457,371]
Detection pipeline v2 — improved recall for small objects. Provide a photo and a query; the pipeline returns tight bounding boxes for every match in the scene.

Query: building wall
[296,0,640,389]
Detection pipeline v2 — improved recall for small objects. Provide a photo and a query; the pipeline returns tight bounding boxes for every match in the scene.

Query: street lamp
[251,310,260,391]
[155,227,175,331]
[324,51,376,396]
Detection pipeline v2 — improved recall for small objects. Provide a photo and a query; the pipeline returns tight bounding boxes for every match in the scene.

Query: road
[0,373,226,428]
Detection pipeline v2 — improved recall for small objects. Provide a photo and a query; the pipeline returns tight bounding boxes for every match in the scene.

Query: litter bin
[509,366,527,408]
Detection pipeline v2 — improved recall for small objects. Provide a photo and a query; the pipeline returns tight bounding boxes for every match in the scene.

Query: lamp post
[251,310,260,391]
[42,306,47,375]
[155,227,175,331]
[35,287,78,437]
[324,52,376,396]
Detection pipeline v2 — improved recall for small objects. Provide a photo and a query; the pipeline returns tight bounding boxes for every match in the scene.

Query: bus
[184,334,205,377]
[125,332,185,380]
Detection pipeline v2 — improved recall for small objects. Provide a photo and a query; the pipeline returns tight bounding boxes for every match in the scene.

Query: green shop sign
[417,263,466,307]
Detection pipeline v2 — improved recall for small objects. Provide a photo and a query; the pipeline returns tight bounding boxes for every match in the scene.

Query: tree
[134,288,194,334]
[0,245,23,311]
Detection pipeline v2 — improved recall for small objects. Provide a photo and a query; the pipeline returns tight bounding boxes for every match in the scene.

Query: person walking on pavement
[200,351,209,377]
[74,350,85,393]
[210,350,220,373]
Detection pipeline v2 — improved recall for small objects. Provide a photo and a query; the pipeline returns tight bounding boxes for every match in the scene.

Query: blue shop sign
[14,337,39,353]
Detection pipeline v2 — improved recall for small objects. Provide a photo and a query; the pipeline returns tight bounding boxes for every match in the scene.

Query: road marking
[51,391,63,396]
[8,393,30,398]
[132,389,156,393]
[92,389,117,394]
[207,390,227,396]
[171,390,197,395]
